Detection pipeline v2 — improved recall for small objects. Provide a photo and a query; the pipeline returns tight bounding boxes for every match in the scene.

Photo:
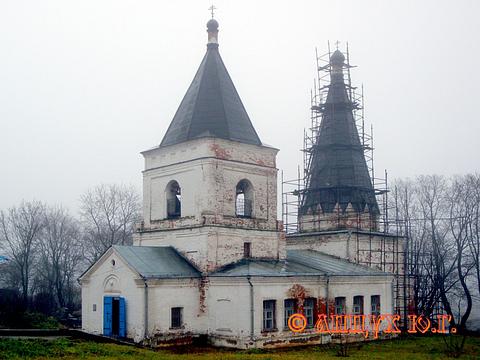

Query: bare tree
[392,174,479,333]
[448,176,474,332]
[0,201,45,306]
[36,206,83,310]
[465,174,480,297]
[80,184,141,264]
[394,178,440,318]
[417,175,457,325]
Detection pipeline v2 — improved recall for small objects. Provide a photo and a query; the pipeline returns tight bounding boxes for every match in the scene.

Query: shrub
[21,312,59,329]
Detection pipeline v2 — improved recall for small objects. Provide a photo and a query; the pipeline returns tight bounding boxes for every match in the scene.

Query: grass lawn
[0,335,479,360]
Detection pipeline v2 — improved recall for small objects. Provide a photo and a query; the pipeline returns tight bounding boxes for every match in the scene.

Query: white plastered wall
[205,275,394,348]
[145,278,206,336]
[135,227,285,272]
[80,249,145,342]
[287,232,405,273]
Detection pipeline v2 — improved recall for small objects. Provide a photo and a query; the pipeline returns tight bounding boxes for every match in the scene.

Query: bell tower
[134,18,285,272]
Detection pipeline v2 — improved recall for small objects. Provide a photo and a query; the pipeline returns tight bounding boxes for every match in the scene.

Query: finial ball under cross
[209,4,217,18]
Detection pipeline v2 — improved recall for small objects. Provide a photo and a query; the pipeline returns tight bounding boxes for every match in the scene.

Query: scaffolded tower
[300,48,379,232]
[284,44,411,324]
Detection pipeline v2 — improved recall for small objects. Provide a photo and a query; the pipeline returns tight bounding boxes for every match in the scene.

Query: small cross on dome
[208,4,217,19]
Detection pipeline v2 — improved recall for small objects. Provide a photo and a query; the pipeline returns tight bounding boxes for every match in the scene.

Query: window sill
[282,326,315,331]
[169,326,185,330]
[261,328,278,333]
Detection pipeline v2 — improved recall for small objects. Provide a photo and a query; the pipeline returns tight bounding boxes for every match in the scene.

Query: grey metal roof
[113,245,200,279]
[210,258,319,277]
[287,249,386,276]
[210,249,389,277]
[160,36,262,147]
[301,50,378,215]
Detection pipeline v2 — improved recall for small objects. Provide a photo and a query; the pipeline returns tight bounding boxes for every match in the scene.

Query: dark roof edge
[136,222,279,234]
[145,137,279,155]
[143,274,201,279]
[209,273,394,278]
[286,229,406,239]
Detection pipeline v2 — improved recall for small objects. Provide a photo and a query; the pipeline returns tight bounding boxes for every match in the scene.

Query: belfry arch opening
[166,180,181,219]
[236,179,253,218]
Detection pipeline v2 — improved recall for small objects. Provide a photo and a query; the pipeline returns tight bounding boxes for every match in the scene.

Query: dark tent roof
[160,20,261,147]
[301,50,379,215]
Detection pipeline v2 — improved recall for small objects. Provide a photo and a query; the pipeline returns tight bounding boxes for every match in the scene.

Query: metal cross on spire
[335,40,341,50]
[208,4,217,18]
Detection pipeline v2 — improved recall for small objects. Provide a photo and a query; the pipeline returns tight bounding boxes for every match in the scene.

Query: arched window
[166,181,181,219]
[236,179,253,218]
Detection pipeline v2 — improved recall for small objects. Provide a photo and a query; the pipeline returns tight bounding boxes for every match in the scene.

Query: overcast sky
[1,0,479,213]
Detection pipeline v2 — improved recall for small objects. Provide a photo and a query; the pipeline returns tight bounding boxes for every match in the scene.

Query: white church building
[79,18,397,349]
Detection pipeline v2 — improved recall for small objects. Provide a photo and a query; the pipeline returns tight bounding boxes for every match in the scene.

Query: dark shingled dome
[301,50,379,215]
[207,18,219,31]
[160,21,261,147]
[330,49,346,65]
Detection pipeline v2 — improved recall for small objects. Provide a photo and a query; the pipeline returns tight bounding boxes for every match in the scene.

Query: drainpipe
[325,275,330,318]
[346,230,352,260]
[247,276,254,340]
[143,278,149,339]
[391,278,395,315]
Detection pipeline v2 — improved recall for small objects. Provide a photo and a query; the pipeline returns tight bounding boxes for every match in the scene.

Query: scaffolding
[282,42,387,233]
[307,44,374,193]
[282,43,413,324]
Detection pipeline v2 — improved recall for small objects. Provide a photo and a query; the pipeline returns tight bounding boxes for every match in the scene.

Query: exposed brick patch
[317,296,335,315]
[198,277,210,314]
[209,144,231,160]
[287,284,309,312]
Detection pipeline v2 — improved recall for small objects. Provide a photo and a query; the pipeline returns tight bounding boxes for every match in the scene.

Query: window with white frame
[371,295,380,316]
[334,297,346,315]
[353,296,364,315]
[284,299,296,328]
[304,298,316,328]
[263,300,276,331]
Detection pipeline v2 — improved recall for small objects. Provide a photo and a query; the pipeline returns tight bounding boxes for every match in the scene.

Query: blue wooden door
[103,296,113,336]
[119,297,126,337]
